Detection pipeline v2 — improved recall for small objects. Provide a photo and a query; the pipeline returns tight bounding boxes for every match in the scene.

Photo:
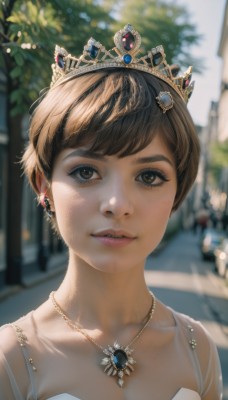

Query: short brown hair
[23,69,200,213]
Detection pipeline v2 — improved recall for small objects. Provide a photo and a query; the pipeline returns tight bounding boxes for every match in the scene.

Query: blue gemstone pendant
[101,342,136,387]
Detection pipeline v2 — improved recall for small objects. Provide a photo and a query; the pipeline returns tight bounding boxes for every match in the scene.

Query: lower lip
[92,235,135,248]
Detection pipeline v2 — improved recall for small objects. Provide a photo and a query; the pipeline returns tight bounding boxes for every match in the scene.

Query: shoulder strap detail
[187,324,197,350]
[11,323,38,400]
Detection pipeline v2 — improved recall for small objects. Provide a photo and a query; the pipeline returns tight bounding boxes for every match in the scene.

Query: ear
[36,173,49,194]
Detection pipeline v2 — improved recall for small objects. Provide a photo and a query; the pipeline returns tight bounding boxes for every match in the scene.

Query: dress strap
[170,309,204,395]
[12,323,38,400]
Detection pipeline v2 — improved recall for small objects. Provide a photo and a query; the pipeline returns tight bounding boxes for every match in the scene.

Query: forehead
[56,133,175,168]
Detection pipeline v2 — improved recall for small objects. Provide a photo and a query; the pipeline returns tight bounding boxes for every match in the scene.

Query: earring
[39,194,53,218]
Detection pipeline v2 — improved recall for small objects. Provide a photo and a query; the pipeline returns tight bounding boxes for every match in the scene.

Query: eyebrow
[135,155,173,166]
[63,149,173,166]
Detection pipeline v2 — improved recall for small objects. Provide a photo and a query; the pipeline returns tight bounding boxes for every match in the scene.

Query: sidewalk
[0,253,67,302]
[0,267,65,325]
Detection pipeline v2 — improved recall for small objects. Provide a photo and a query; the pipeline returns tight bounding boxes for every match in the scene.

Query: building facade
[218,0,228,142]
[0,74,66,290]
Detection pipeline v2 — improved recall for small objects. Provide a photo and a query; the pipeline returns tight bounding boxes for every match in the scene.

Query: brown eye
[141,171,157,184]
[78,167,94,179]
[69,165,99,183]
[136,170,169,187]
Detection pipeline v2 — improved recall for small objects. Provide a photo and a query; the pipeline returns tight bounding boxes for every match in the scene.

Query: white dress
[0,306,223,400]
[47,389,201,399]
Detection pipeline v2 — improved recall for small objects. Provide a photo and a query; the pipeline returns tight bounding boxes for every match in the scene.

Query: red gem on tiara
[51,26,194,104]
[122,32,135,51]
[56,54,65,69]
[183,74,192,89]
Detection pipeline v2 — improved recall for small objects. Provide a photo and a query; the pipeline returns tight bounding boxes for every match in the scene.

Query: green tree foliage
[209,141,228,184]
[0,1,114,284]
[0,0,113,116]
[0,0,203,284]
[0,0,202,116]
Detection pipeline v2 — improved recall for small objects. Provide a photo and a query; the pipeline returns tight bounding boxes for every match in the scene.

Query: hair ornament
[51,24,194,105]
[156,91,174,113]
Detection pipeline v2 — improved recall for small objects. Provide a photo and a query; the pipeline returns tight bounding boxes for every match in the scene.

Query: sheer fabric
[0,307,223,400]
[46,389,201,399]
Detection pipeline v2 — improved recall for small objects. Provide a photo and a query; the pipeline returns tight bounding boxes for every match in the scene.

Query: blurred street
[0,230,227,398]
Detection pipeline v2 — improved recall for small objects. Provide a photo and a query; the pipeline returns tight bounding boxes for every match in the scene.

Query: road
[147,230,228,399]
[0,230,227,398]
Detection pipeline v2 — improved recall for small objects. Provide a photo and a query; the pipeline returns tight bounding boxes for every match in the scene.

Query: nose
[99,178,134,218]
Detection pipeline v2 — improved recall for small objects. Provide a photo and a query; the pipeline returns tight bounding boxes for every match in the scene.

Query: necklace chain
[50,290,156,351]
[49,290,156,388]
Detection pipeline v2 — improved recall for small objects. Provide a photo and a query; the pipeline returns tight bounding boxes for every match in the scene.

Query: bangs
[25,67,199,211]
[61,69,172,157]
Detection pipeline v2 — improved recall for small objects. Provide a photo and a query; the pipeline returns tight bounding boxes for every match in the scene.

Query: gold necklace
[49,291,156,388]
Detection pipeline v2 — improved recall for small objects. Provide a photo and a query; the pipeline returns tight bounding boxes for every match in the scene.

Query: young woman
[0,25,222,400]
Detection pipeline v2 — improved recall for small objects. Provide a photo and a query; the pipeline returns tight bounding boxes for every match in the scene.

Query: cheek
[147,197,174,226]
[148,185,176,214]
[143,189,177,238]
[51,182,89,234]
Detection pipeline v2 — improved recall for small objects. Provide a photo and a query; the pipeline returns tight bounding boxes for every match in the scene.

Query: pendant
[101,341,136,387]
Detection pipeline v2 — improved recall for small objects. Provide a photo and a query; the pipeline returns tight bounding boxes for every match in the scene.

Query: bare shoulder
[0,312,34,355]
[0,323,17,352]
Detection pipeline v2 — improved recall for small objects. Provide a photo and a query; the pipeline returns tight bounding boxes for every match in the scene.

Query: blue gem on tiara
[152,52,163,66]
[123,54,132,65]
[88,44,99,59]
[51,25,195,103]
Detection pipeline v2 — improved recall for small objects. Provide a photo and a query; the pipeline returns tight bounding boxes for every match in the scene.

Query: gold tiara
[50,24,194,104]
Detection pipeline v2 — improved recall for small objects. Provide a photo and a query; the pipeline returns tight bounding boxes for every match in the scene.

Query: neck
[55,253,152,334]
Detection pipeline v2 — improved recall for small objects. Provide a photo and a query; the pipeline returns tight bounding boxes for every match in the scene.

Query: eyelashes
[69,165,100,183]
[68,164,170,187]
[136,169,169,187]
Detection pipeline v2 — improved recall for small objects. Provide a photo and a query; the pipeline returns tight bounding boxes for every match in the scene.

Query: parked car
[200,229,224,260]
[214,238,228,278]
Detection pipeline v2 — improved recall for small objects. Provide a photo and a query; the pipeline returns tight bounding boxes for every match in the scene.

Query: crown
[51,24,194,104]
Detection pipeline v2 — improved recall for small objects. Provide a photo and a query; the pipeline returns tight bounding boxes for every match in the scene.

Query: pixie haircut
[23,69,200,213]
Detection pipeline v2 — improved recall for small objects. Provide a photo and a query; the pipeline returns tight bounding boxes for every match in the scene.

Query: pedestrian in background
[0,24,222,399]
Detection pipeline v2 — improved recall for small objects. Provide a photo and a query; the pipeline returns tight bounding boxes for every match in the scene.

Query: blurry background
[173,0,225,127]
[0,0,228,396]
[0,0,227,287]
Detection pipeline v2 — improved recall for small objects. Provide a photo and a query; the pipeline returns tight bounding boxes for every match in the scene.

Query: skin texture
[38,134,177,331]
[50,134,176,273]
[8,133,220,400]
